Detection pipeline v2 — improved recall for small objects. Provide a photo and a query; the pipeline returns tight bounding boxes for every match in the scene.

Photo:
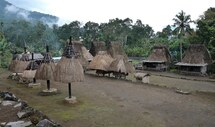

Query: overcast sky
[6,0,215,32]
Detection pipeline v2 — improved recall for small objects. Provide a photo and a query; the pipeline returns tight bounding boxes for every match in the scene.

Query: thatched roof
[35,63,55,80]
[20,53,30,61]
[72,41,83,55]
[9,53,30,73]
[22,70,36,79]
[54,57,84,83]
[87,51,114,71]
[72,41,93,65]
[25,61,39,70]
[82,46,93,61]
[9,60,30,73]
[54,40,84,83]
[35,47,55,80]
[107,42,128,59]
[145,45,171,63]
[108,55,135,74]
[181,44,212,64]
[42,53,54,63]
[89,41,106,56]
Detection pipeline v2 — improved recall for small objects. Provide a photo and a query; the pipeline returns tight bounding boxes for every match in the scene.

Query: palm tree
[173,10,193,61]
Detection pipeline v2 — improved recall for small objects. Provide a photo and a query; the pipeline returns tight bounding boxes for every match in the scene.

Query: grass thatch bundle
[54,57,84,83]
[89,41,106,56]
[9,60,30,73]
[108,55,135,74]
[182,44,212,64]
[22,60,39,79]
[82,46,93,61]
[147,45,171,62]
[107,42,128,59]
[87,51,114,71]
[8,59,19,72]
[22,70,37,79]
[54,39,84,83]
[8,53,30,73]
[42,53,54,63]
[72,41,93,65]
[35,50,55,80]
[35,63,55,80]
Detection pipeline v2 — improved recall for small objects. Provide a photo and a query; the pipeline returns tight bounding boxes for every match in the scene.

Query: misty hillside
[0,0,59,24]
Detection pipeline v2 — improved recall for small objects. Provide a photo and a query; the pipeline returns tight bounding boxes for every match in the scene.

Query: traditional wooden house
[142,45,171,71]
[35,46,56,94]
[175,44,213,75]
[108,55,135,79]
[9,48,30,73]
[89,41,106,56]
[87,51,114,76]
[54,38,84,103]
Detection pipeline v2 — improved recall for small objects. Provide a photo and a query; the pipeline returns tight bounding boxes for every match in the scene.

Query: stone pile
[0,91,61,127]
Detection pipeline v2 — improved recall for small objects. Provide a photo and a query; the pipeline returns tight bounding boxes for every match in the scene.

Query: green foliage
[196,7,215,59]
[0,7,214,64]
[2,20,62,56]
[0,33,12,68]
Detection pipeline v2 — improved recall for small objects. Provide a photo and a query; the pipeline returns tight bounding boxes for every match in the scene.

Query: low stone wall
[0,91,61,127]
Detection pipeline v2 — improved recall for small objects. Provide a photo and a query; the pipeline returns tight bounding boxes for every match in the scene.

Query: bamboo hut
[89,41,106,56]
[87,51,114,76]
[108,55,135,78]
[142,45,171,71]
[107,41,128,59]
[35,46,55,92]
[9,47,30,73]
[175,44,213,75]
[54,37,84,103]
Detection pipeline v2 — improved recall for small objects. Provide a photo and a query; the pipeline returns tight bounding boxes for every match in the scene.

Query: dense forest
[0,7,215,68]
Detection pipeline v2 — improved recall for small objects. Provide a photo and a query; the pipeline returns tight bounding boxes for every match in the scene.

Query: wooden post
[47,80,50,90]
[68,82,72,98]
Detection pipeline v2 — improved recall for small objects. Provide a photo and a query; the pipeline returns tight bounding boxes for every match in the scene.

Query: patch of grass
[170,69,177,73]
[131,60,141,65]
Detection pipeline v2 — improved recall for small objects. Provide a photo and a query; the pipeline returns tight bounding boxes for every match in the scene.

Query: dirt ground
[0,69,215,127]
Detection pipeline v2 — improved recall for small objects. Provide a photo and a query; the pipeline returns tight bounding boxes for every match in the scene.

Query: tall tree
[196,7,215,59]
[173,10,193,61]
[83,21,99,48]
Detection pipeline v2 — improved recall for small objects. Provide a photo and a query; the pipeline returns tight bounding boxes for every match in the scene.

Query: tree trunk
[180,41,182,62]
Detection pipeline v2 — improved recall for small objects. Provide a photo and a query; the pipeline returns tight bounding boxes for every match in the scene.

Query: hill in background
[0,0,59,25]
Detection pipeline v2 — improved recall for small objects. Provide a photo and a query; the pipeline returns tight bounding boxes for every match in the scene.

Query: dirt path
[0,70,215,127]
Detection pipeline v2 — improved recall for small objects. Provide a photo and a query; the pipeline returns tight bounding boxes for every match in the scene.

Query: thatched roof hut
[178,44,212,64]
[175,44,213,75]
[87,51,114,71]
[145,45,171,63]
[82,46,93,61]
[22,53,39,79]
[55,39,84,83]
[142,45,171,71]
[107,42,128,59]
[54,57,84,83]
[9,52,30,73]
[108,55,135,74]
[54,37,84,101]
[89,41,106,56]
[35,47,55,80]
[70,41,93,68]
